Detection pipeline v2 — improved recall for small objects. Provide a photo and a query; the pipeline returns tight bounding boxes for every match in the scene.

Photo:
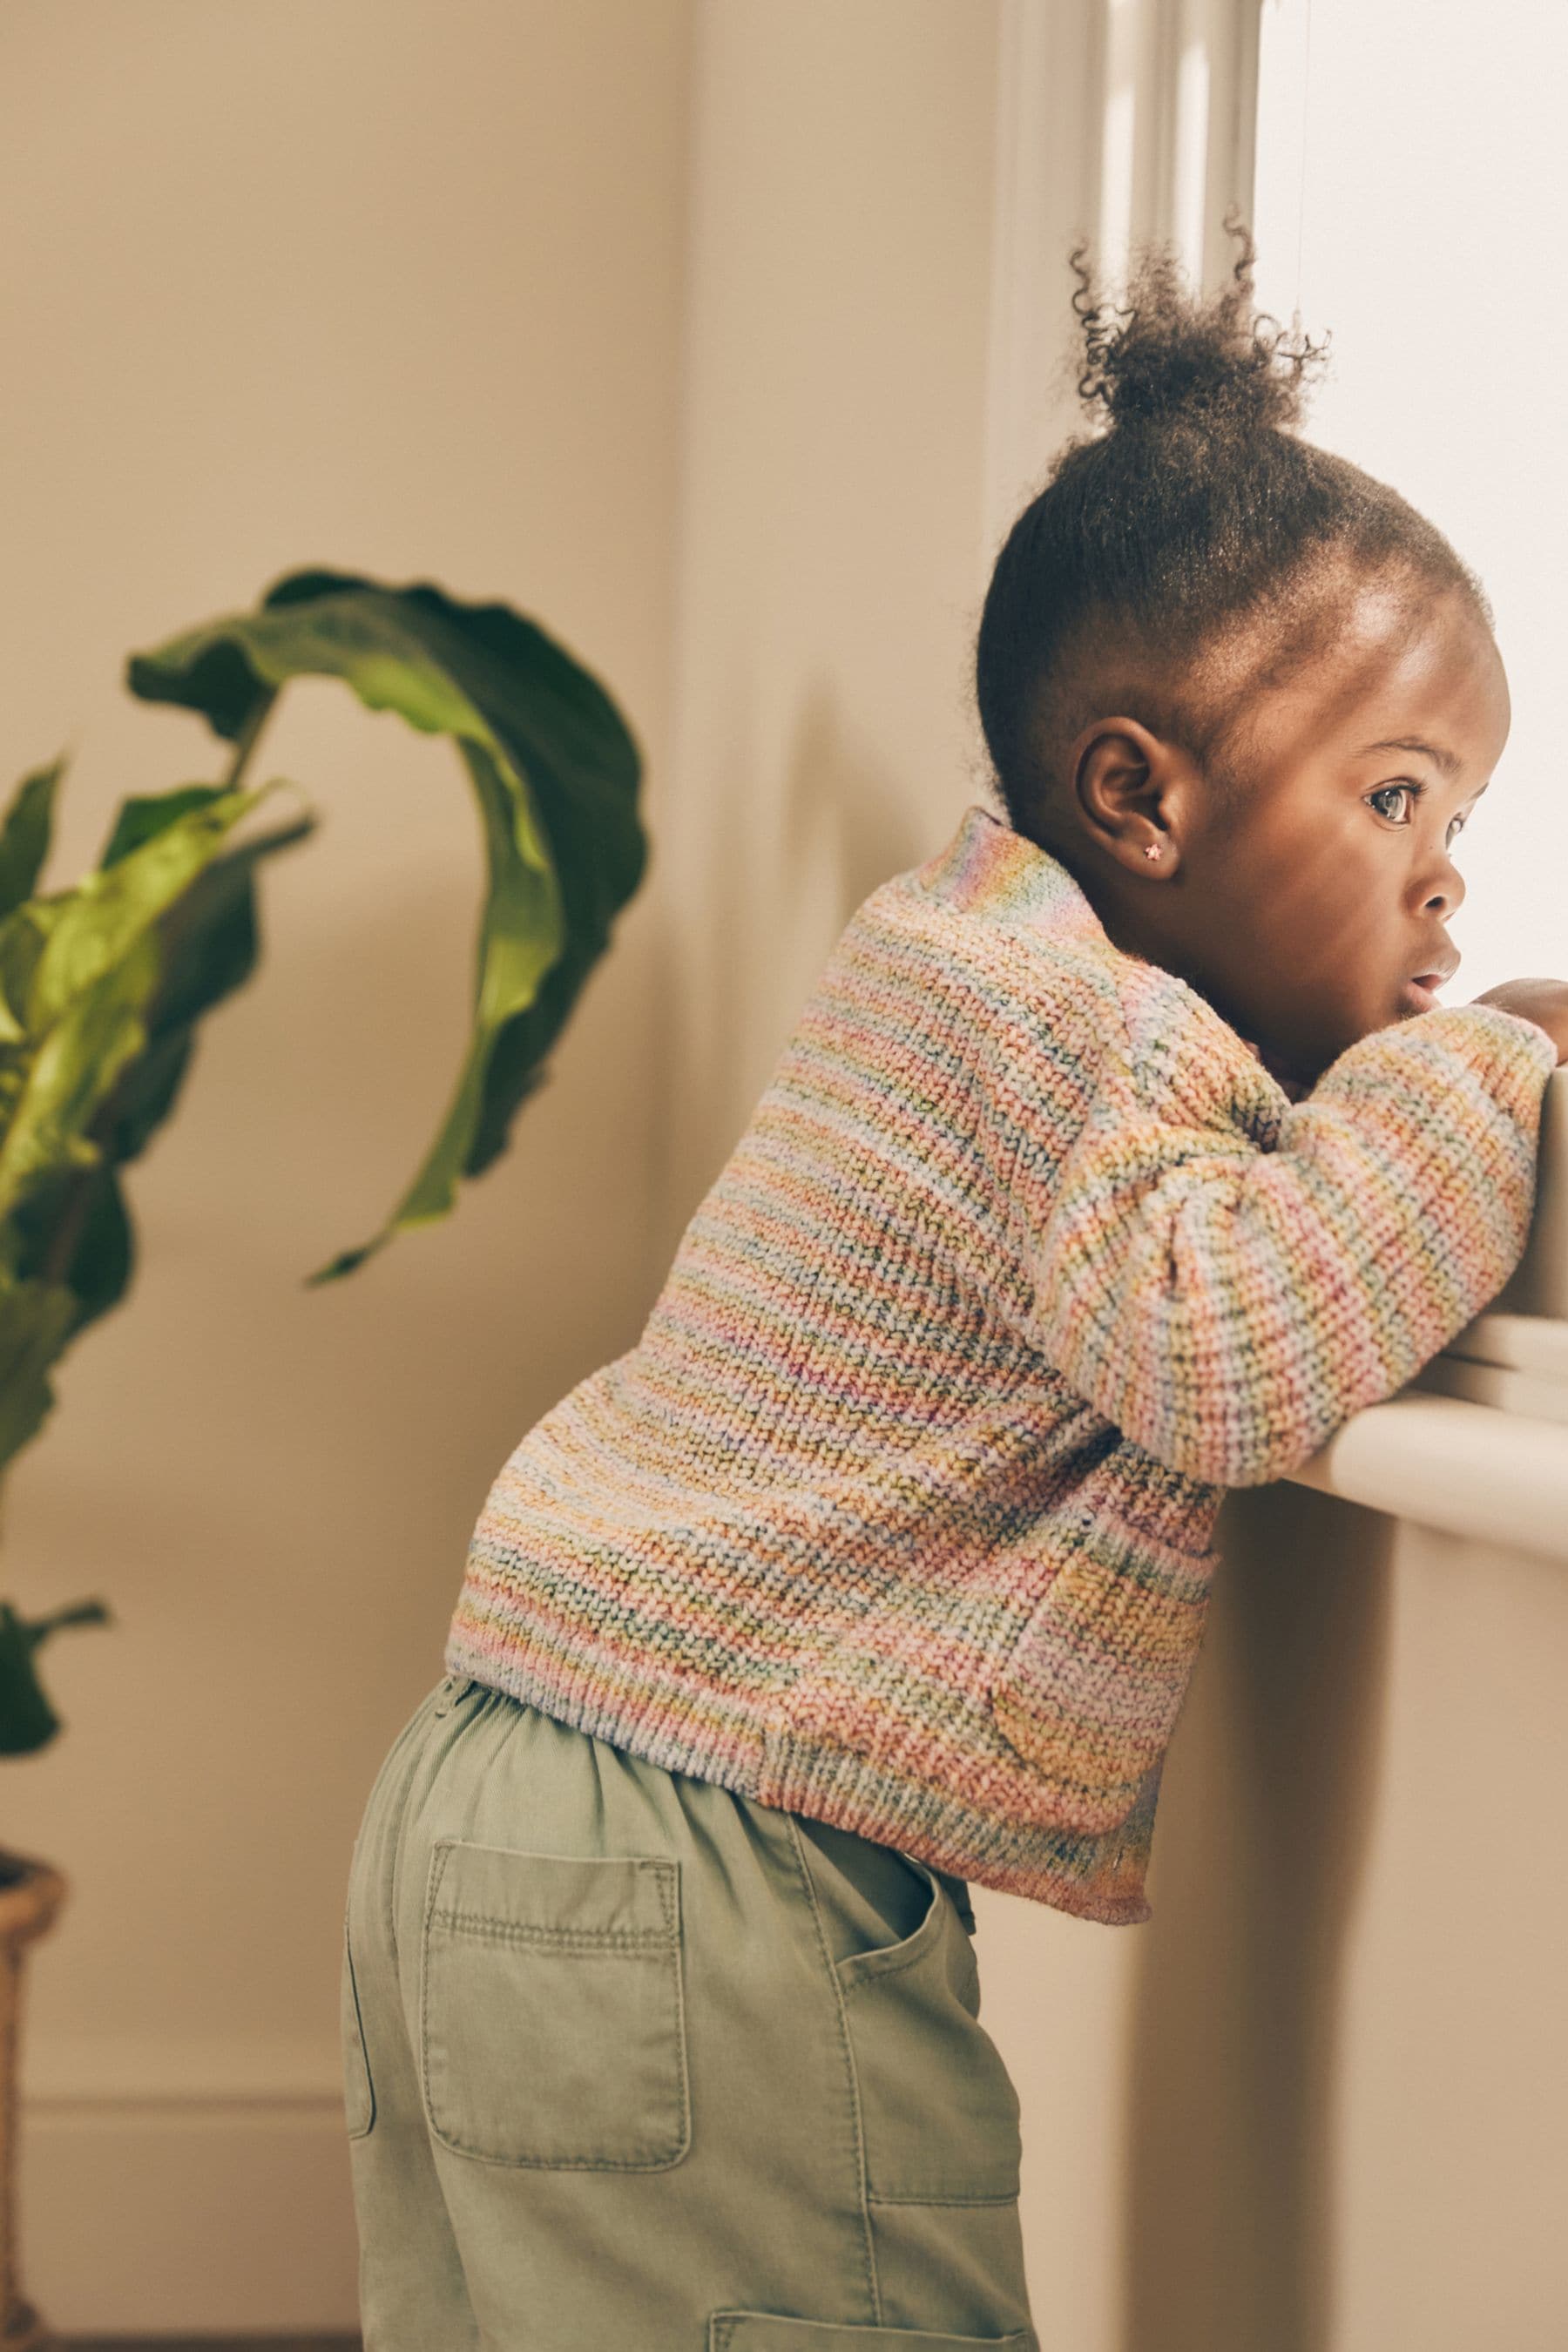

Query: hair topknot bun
[977,207,1486,861]
[1071,209,1329,436]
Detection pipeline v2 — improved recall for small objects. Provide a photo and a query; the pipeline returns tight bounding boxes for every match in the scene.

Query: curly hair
[974,212,1489,850]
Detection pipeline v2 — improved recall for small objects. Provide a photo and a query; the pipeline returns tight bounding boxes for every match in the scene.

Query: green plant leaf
[0,788,313,1346]
[0,782,287,1233]
[6,1152,134,1335]
[0,759,64,921]
[125,570,645,1279]
[0,1275,81,1480]
[0,1605,59,1752]
[0,1595,112,1755]
[100,805,318,1166]
[97,781,233,870]
[56,1161,132,1331]
[0,929,159,1227]
[20,782,280,1039]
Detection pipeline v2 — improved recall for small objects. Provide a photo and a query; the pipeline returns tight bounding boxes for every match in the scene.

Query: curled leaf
[127,570,645,1280]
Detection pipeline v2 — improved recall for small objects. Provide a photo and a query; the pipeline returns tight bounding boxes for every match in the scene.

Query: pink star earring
[1143,841,1162,860]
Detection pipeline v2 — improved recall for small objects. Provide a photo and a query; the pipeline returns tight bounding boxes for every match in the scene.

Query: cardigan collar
[916,801,1111,951]
[917,801,1295,1119]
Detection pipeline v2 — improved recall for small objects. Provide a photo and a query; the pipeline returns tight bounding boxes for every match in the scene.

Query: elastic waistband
[432,1672,482,1717]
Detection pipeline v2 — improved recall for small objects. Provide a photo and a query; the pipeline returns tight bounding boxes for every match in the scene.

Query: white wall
[0,0,694,2328]
[652,0,1004,1254]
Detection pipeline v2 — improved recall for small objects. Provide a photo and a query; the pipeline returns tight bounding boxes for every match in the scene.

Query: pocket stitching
[709,2315,1036,2347]
[419,1840,692,2170]
[428,1913,674,1950]
[865,2186,1022,2210]
[341,1916,375,2141]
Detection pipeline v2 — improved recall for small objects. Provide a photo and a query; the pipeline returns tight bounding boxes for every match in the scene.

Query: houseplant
[0,565,645,2348]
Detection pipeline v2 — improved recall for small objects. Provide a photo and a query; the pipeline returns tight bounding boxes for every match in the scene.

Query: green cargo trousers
[341,1671,1039,2349]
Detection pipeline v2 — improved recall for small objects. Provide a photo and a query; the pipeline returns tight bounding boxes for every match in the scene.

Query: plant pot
[0,1850,65,2352]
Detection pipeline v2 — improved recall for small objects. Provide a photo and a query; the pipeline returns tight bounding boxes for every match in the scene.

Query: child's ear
[1069,714,1193,873]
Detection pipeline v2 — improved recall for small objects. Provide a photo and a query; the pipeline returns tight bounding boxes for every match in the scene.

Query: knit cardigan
[444,801,1558,1925]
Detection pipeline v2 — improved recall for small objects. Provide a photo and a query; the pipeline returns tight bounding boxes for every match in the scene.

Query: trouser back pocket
[419,1837,690,2169]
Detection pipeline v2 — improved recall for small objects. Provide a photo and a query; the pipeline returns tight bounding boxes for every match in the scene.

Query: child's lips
[1405,951,1459,1013]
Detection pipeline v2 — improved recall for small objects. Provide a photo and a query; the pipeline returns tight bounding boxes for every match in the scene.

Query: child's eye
[1369,781,1422,823]
[1368,780,1469,846]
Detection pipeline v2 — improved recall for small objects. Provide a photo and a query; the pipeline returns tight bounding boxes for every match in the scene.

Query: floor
[64,2340,362,2349]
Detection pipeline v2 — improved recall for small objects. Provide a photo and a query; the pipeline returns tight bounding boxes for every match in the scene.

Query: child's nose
[1424,862,1466,917]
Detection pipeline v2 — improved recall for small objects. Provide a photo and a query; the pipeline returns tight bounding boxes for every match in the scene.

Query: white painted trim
[982,0,1104,580]
[1443,1311,1568,1387]
[1248,0,1314,326]
[1410,1354,1568,1429]
[1284,1389,1568,1563]
[981,0,1263,582]
[1285,1070,1568,1538]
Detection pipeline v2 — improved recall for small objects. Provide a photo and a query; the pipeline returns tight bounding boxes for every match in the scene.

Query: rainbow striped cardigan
[445,801,1556,1924]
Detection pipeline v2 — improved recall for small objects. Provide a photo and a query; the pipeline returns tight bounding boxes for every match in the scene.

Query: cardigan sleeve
[1008,995,1558,1488]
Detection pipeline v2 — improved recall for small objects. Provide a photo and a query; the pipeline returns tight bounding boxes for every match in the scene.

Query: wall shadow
[778,680,929,931]
[648,678,918,1267]
[1119,1479,1396,2352]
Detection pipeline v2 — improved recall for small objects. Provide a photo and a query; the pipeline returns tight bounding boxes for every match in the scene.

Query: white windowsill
[1283,1070,1568,1560]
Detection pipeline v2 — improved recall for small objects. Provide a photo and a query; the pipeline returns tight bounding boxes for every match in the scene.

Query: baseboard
[19,2049,359,2335]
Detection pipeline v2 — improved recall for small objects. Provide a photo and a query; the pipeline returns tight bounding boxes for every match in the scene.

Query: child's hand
[1470,979,1568,1065]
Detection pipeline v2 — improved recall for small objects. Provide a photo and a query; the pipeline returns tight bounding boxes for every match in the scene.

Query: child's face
[1078,571,1508,1097]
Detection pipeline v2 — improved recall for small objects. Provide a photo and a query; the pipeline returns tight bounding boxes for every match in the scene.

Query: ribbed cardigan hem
[441,1627,1153,1929]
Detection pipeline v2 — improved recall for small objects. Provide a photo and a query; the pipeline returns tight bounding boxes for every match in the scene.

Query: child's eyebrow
[1360,734,1462,778]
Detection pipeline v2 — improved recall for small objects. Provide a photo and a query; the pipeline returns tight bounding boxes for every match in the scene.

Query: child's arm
[1011,997,1558,1489]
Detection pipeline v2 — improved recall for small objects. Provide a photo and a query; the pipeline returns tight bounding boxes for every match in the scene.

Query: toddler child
[340,224,1568,2350]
